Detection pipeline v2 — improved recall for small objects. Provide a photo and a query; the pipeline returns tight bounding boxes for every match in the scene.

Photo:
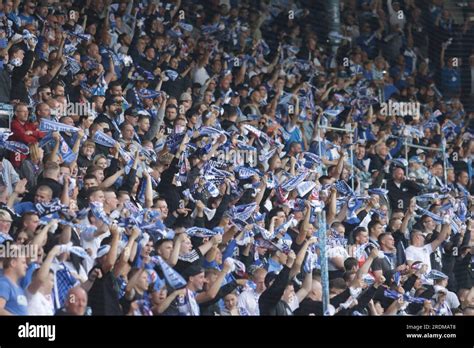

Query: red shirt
[9,118,45,168]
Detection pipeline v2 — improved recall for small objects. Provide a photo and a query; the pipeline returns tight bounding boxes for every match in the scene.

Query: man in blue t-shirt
[440,47,461,98]
[0,252,29,315]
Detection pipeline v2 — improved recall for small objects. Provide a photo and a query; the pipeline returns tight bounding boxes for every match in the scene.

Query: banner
[39,119,80,133]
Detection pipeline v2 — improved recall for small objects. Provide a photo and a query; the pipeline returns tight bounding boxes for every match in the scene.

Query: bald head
[65,286,88,315]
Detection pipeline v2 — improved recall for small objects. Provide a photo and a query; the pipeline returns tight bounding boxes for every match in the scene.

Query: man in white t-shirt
[238,267,267,316]
[405,224,450,275]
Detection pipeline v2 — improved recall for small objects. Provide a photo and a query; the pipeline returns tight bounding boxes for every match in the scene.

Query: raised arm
[295,271,312,303]
[168,233,185,267]
[195,260,231,303]
[198,234,222,256]
[326,186,338,224]
[430,222,450,251]
[142,171,153,209]
[100,168,125,189]
[28,245,61,294]
[290,237,317,279]
[31,219,57,248]
[356,246,379,279]
[49,132,62,164]
[156,288,186,314]
[101,223,120,273]
[297,201,312,245]
[114,227,140,277]
[7,178,28,209]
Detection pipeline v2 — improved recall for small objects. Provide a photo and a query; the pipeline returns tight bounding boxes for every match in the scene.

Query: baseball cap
[124,107,139,117]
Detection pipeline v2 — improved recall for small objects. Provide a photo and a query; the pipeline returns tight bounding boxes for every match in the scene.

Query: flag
[1,132,29,155]
[243,124,263,138]
[280,170,308,192]
[153,256,187,289]
[259,147,277,163]
[297,181,316,197]
[138,89,161,99]
[415,205,444,224]
[334,180,353,196]
[58,135,76,164]
[90,202,111,225]
[35,198,69,217]
[164,70,179,81]
[272,238,292,254]
[39,119,80,133]
[186,227,222,238]
[93,130,117,147]
[253,225,272,240]
[415,193,449,202]
[204,181,219,197]
[202,23,222,35]
[302,152,322,166]
[235,166,262,179]
[229,202,257,222]
[303,250,318,274]
[178,22,193,32]
[225,258,246,277]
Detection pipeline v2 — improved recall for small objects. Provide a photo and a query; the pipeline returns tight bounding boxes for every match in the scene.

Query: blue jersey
[0,276,28,315]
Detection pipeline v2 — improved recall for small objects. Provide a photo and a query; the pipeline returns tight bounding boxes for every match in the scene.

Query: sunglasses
[103,128,111,132]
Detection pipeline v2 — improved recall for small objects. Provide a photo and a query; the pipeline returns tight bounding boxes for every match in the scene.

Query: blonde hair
[29,143,42,163]
[93,154,107,166]
[0,209,12,221]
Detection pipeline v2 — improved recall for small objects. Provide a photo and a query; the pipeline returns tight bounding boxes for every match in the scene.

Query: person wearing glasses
[18,1,37,27]
[35,85,52,104]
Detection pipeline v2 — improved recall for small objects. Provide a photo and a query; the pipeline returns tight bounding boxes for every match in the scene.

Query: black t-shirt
[287,228,304,255]
[174,248,204,276]
[88,267,123,315]
[294,298,324,316]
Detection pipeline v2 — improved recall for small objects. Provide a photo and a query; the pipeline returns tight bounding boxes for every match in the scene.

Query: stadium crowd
[0,0,473,316]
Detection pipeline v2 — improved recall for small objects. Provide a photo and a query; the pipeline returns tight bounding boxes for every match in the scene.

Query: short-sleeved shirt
[327,246,349,271]
[405,244,433,273]
[0,276,28,315]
